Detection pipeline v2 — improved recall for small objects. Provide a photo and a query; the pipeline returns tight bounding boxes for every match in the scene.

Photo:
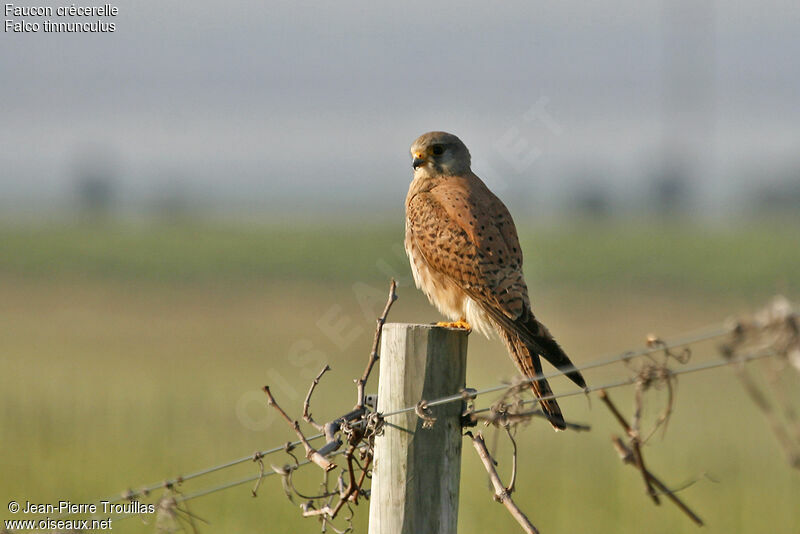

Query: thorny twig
[465,377,587,495]
[463,376,591,431]
[599,388,660,504]
[611,436,704,526]
[261,281,397,530]
[504,426,519,494]
[467,431,539,534]
[599,389,703,526]
[263,386,337,472]
[302,445,359,520]
[481,381,531,497]
[462,380,559,531]
[352,455,373,504]
[356,279,398,410]
[304,365,332,431]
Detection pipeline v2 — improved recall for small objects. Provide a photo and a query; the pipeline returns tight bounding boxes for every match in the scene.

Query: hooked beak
[412,153,426,170]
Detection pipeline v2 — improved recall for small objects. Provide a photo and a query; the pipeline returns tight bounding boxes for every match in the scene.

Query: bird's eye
[431,144,444,156]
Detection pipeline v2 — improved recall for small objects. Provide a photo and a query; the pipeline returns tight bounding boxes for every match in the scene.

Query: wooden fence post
[368,323,469,534]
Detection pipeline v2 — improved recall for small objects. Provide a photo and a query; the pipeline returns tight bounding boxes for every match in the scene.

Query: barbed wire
[468,347,777,414]
[95,434,328,507]
[380,321,735,419]
[114,460,305,524]
[48,313,778,524]
[14,285,793,534]
[96,346,779,530]
[110,445,371,527]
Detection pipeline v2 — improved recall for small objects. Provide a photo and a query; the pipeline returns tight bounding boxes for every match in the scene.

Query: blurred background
[1,1,798,533]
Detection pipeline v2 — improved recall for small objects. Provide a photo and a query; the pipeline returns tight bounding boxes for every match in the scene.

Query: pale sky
[1,0,798,213]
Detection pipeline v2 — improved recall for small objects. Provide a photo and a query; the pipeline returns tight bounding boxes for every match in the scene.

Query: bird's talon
[436,319,472,331]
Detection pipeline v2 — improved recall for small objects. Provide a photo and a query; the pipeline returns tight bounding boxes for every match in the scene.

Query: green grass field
[1,219,798,533]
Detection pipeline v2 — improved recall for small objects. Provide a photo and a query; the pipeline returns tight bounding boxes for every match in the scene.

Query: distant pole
[368,324,469,534]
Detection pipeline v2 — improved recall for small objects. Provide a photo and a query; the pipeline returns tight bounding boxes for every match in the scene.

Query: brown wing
[406,174,529,322]
[407,174,587,389]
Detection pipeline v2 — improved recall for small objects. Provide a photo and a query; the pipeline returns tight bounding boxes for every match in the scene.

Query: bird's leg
[436,317,472,331]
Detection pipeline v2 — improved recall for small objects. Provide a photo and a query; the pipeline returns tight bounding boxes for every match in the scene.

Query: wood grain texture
[368,323,468,534]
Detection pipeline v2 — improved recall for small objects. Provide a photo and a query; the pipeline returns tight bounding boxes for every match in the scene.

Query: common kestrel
[404,131,586,429]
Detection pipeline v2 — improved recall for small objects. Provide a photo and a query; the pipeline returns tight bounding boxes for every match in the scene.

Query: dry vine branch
[461,381,550,533]
[503,426,519,494]
[598,389,703,526]
[271,463,298,502]
[304,365,332,432]
[719,296,800,468]
[355,279,397,410]
[66,293,791,534]
[263,386,336,472]
[467,431,539,534]
[611,436,704,526]
[470,407,589,430]
[260,280,397,530]
[599,389,659,504]
[153,488,206,534]
[302,445,359,519]
[459,374,590,525]
[626,333,689,443]
[464,376,591,432]
[251,452,266,497]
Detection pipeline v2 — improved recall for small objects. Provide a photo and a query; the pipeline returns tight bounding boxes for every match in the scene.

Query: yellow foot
[436,318,472,331]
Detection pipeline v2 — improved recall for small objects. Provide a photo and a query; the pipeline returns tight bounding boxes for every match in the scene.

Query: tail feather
[472,295,587,389]
[496,313,586,430]
[528,355,567,430]
[498,325,567,430]
[525,324,587,389]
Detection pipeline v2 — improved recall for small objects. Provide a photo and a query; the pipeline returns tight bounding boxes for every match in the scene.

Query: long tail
[496,313,586,431]
[519,315,587,390]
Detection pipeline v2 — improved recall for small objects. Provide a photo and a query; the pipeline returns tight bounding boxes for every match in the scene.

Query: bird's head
[410,131,471,178]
